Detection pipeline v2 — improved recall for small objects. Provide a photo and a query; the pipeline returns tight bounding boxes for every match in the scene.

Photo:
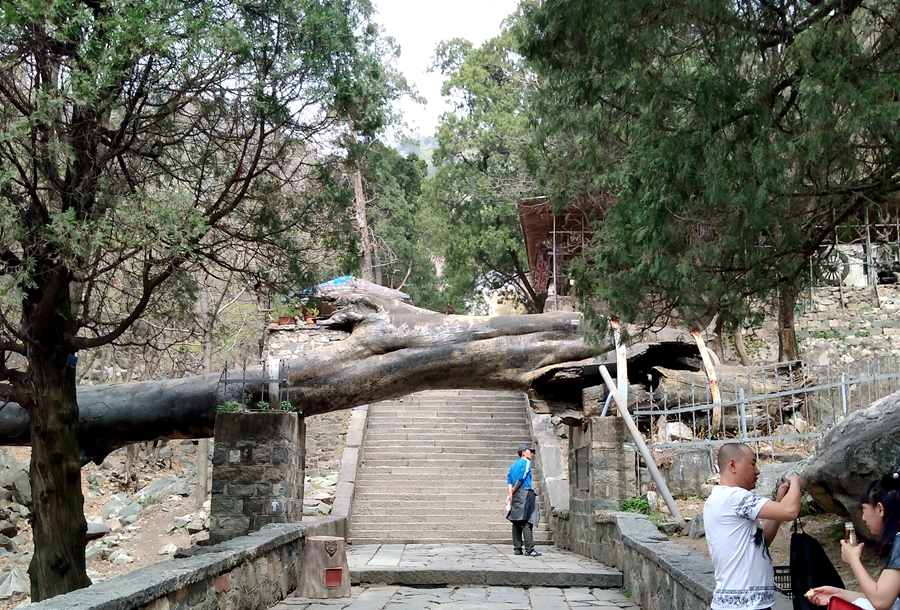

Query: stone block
[227,483,257,497]
[272,447,291,465]
[583,386,606,418]
[296,536,350,599]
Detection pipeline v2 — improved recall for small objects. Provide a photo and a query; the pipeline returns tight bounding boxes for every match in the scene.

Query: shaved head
[717,443,751,472]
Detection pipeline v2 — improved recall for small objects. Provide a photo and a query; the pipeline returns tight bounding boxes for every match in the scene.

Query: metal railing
[634,354,900,458]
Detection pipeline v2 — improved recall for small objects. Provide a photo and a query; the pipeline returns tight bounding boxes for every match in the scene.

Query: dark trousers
[511,520,534,553]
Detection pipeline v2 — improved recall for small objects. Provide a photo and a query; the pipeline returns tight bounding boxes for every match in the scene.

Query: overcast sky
[373,0,520,139]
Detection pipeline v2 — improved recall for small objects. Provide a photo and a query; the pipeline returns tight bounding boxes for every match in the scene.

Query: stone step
[373,394,525,401]
[352,491,505,499]
[361,432,523,441]
[372,399,525,405]
[360,450,517,458]
[354,465,506,474]
[365,420,526,428]
[365,418,526,427]
[349,513,540,524]
[350,521,550,532]
[350,501,511,512]
[355,474,503,481]
[358,460,510,469]
[363,437,520,445]
[352,484,506,493]
[369,401,526,408]
[364,444,516,456]
[354,478,505,487]
[349,565,620,589]
[369,396,528,409]
[348,533,554,545]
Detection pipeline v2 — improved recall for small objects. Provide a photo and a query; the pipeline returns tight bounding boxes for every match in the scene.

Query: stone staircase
[349,390,553,545]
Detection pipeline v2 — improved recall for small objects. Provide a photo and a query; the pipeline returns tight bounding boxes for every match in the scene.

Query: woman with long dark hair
[809,472,900,610]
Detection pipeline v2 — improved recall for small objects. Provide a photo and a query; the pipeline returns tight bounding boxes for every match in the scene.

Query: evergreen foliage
[520,0,900,358]
[424,28,544,313]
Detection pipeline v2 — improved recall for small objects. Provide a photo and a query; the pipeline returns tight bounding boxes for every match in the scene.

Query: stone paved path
[347,543,620,587]
[272,585,640,610]
[270,543,634,610]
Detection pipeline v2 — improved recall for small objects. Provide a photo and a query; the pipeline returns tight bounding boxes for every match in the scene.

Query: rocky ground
[0,409,351,609]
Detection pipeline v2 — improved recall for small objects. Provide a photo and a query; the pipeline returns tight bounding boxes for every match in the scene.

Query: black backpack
[789,521,845,610]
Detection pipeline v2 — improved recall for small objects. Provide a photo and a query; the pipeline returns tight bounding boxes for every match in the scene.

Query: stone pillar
[210,412,305,545]
[587,416,638,510]
[570,415,638,513]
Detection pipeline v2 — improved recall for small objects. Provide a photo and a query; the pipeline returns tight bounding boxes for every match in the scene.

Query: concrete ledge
[553,511,791,610]
[351,567,621,588]
[525,396,569,539]
[332,405,368,519]
[27,517,347,610]
[526,401,569,548]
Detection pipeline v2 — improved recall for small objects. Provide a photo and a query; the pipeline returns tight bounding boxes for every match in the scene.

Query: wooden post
[692,331,722,433]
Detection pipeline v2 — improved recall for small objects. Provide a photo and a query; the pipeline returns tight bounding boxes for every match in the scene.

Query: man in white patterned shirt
[704,443,804,610]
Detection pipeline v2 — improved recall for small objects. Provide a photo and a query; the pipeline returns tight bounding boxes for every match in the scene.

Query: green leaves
[522,0,900,344]
[422,28,544,312]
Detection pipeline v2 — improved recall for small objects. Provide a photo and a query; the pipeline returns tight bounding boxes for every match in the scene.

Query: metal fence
[634,354,900,458]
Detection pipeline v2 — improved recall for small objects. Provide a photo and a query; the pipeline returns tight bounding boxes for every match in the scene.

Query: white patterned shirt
[704,485,775,610]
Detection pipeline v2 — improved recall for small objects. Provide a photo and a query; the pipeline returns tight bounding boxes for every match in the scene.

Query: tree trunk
[197,288,212,508]
[734,327,752,366]
[352,167,374,282]
[777,283,801,362]
[24,280,90,601]
[0,295,611,461]
[709,315,726,364]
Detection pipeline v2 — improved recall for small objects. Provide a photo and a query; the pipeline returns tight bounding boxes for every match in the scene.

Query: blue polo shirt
[507,457,532,489]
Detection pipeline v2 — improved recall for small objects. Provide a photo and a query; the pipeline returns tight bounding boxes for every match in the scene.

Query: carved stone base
[296,536,350,599]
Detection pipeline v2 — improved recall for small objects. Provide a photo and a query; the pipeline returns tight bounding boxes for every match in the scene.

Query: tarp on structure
[301,275,412,303]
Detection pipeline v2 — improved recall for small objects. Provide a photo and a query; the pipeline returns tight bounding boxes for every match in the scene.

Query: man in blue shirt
[506,442,541,557]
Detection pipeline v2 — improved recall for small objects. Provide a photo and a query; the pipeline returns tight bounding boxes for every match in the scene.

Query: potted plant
[301,304,319,324]
[272,299,299,326]
[300,297,322,324]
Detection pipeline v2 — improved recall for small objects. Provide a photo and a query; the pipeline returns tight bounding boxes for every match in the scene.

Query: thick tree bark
[0,295,607,463]
[734,327,752,366]
[23,275,90,601]
[777,283,801,362]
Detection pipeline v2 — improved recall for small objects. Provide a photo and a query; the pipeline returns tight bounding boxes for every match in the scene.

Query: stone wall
[210,413,305,544]
[25,518,346,610]
[735,285,900,364]
[552,510,791,610]
[263,324,349,360]
[554,416,639,556]
[800,286,900,338]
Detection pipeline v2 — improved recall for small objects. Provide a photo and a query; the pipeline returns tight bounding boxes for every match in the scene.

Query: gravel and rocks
[0,409,350,608]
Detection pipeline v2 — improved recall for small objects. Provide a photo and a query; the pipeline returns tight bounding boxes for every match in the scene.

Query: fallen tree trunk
[0,295,606,463]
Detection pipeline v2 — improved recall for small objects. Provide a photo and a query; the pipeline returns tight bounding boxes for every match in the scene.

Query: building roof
[516,196,605,273]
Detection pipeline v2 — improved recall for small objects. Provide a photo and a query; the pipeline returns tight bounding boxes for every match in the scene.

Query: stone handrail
[331,404,368,519]
[26,517,346,610]
[524,395,569,540]
[552,510,791,610]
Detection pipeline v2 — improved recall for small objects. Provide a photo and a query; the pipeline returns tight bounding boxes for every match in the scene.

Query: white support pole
[692,331,722,433]
[610,320,628,411]
[598,365,686,527]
